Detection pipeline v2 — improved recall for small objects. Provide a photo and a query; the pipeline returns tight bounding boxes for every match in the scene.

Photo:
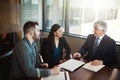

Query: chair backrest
[40,38,47,55]
[116,45,120,67]
[0,32,20,58]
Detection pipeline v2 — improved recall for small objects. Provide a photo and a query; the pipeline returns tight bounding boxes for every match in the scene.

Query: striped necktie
[92,38,99,55]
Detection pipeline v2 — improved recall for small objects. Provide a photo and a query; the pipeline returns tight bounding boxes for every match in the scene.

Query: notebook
[82,62,105,72]
[41,71,70,80]
[59,59,85,72]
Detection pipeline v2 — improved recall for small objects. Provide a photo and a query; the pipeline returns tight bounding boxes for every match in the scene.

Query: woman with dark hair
[41,24,71,68]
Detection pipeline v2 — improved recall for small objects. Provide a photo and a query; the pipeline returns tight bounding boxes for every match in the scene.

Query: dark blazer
[41,37,71,68]
[114,46,120,69]
[79,34,117,66]
[9,37,50,80]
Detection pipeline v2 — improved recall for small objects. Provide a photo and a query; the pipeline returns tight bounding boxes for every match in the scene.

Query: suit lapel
[95,35,106,53]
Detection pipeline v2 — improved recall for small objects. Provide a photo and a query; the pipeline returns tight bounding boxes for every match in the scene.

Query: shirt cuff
[37,68,40,78]
[48,69,51,75]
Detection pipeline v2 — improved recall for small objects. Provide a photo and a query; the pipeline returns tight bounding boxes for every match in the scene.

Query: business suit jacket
[79,34,117,66]
[41,37,71,68]
[9,37,50,80]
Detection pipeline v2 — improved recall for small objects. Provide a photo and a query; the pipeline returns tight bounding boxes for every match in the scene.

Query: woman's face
[54,28,63,38]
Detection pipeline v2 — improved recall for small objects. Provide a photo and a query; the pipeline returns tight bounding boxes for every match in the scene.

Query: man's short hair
[23,21,38,35]
[94,21,107,32]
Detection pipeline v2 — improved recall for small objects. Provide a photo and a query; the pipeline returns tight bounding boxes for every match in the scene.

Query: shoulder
[13,40,26,54]
[103,35,116,44]
[88,34,94,37]
[15,40,24,47]
[86,34,95,40]
[60,36,66,40]
[14,39,29,51]
[59,37,67,42]
[104,35,115,42]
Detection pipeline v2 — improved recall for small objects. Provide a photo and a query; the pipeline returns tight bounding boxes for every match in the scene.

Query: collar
[23,37,36,47]
[99,34,105,40]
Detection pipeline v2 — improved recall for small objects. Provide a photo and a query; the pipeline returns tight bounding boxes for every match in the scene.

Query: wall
[0,0,21,34]
[64,36,85,53]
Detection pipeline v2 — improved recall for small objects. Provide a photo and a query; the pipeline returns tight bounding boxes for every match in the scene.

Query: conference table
[69,58,114,80]
[69,65,113,80]
[27,59,115,80]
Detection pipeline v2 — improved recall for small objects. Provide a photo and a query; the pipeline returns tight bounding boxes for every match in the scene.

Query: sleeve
[114,46,120,69]
[103,40,117,66]
[62,37,71,59]
[79,35,90,57]
[15,42,51,78]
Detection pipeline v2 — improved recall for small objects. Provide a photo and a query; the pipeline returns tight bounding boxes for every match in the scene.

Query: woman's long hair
[47,24,61,51]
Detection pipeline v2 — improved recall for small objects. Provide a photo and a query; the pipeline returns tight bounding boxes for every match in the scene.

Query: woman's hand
[59,59,67,63]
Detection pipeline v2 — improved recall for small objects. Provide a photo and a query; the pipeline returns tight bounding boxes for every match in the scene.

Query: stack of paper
[59,59,85,72]
[41,71,69,80]
[82,62,105,72]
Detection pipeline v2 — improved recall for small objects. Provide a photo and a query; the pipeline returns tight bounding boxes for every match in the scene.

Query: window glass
[69,0,83,34]
[44,0,65,31]
[68,0,120,41]
[43,0,120,42]
[20,0,42,29]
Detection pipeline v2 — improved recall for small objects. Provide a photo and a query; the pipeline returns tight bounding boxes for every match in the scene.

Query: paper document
[59,59,85,72]
[83,62,105,72]
[41,71,69,80]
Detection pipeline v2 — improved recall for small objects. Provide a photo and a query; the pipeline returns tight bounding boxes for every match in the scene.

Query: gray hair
[94,21,107,32]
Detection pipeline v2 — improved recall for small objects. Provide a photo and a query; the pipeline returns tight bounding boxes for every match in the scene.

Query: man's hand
[73,52,81,59]
[91,60,103,66]
[50,66,61,75]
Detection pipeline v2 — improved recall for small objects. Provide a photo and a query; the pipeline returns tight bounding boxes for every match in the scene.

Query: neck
[98,33,105,38]
[54,36,59,40]
[54,36,59,48]
[25,34,34,44]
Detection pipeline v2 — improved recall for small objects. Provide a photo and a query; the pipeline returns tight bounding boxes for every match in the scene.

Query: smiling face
[54,28,63,38]
[93,21,107,37]
[93,27,105,38]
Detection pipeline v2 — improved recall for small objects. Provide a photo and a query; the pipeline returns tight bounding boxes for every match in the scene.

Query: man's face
[93,27,105,37]
[33,25,41,40]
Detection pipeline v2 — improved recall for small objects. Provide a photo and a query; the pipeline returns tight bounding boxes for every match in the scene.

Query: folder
[82,62,105,72]
[59,59,85,72]
[41,71,70,80]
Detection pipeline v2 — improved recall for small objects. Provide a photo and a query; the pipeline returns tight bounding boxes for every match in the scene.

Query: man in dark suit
[9,21,60,80]
[73,21,117,66]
